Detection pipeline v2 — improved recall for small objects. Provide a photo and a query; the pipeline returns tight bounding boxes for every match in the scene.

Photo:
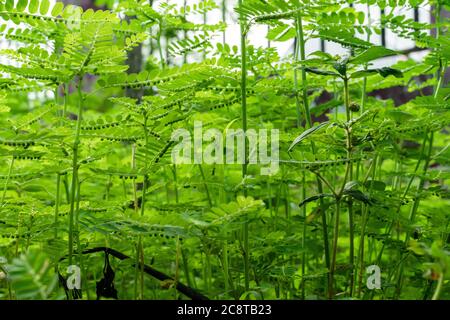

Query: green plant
[0,0,448,301]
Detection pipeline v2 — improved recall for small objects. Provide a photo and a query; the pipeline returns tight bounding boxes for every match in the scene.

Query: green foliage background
[0,0,448,300]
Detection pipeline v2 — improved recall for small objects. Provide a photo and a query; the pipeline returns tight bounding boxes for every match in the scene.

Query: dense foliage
[0,0,448,300]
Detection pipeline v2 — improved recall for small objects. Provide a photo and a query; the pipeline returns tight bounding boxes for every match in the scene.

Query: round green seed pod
[349,102,360,112]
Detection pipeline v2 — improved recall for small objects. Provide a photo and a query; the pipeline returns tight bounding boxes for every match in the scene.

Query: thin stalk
[361,77,367,113]
[394,132,434,298]
[132,144,138,213]
[293,39,302,128]
[222,238,230,294]
[63,83,68,120]
[239,1,248,179]
[238,0,250,291]
[407,132,434,226]
[344,78,351,122]
[183,0,188,64]
[434,60,446,98]
[296,13,312,126]
[390,4,441,289]
[301,173,307,299]
[376,134,428,264]
[139,239,145,299]
[1,156,14,205]
[344,77,355,297]
[141,116,149,217]
[202,0,207,60]
[74,180,82,275]
[242,156,250,291]
[222,0,226,44]
[205,252,212,293]
[157,24,165,69]
[431,273,444,300]
[198,165,212,207]
[330,125,353,298]
[284,176,291,221]
[296,11,331,294]
[68,77,83,266]
[314,172,339,201]
[422,280,434,300]
[172,165,179,203]
[63,175,70,204]
[358,211,368,297]
[360,2,372,113]
[423,5,444,301]
[54,173,61,240]
[181,248,192,288]
[329,200,341,298]
[135,116,151,299]
[174,238,181,299]
[434,3,443,97]
[133,244,139,299]
[357,156,378,297]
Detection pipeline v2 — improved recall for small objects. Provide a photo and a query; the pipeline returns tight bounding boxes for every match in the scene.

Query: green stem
[407,132,434,227]
[1,156,14,205]
[54,173,61,240]
[344,78,351,122]
[198,165,212,207]
[357,156,377,297]
[394,132,434,298]
[222,0,226,44]
[296,11,331,294]
[329,200,341,299]
[132,139,145,299]
[157,25,165,69]
[141,115,149,217]
[434,3,443,97]
[139,238,144,299]
[296,13,312,127]
[132,144,138,213]
[63,83,68,120]
[431,273,444,300]
[68,77,83,266]
[327,74,354,299]
[181,248,192,288]
[293,34,302,127]
[183,0,188,64]
[301,173,307,299]
[360,3,371,113]
[134,243,139,299]
[376,134,428,264]
[344,77,355,297]
[239,0,250,292]
[222,238,230,294]
[202,0,207,60]
[135,115,151,299]
[63,175,70,204]
[173,164,178,203]
[75,180,82,270]
[426,5,444,301]
[239,2,248,180]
